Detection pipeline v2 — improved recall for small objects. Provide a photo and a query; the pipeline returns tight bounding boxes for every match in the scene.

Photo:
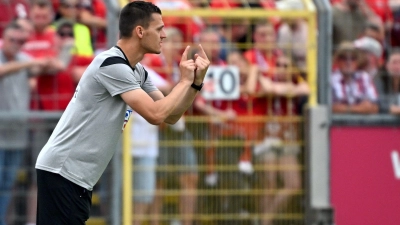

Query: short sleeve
[137,64,158,94]
[96,58,141,97]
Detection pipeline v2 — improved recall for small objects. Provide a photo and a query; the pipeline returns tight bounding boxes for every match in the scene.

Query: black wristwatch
[191,82,204,91]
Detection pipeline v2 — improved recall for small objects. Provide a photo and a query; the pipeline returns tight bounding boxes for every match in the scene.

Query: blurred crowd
[0,0,399,225]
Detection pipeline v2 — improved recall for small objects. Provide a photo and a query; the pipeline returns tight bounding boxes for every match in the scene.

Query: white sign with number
[201,66,240,100]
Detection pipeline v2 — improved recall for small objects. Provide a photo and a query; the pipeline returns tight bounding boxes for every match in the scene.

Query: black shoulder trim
[144,69,148,83]
[100,56,129,68]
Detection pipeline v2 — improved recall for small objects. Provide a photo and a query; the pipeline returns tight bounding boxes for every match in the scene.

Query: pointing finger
[197,44,209,60]
[180,45,190,62]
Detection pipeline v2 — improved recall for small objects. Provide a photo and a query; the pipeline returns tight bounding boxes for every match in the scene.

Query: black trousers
[36,169,92,225]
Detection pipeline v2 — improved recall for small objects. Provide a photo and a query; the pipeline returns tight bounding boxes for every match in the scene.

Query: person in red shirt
[255,54,309,225]
[23,0,75,111]
[244,19,282,77]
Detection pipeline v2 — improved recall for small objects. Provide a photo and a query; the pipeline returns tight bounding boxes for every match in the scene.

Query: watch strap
[191,82,203,91]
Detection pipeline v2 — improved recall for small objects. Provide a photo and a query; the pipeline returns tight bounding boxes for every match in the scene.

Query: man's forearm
[164,83,199,123]
[0,61,34,77]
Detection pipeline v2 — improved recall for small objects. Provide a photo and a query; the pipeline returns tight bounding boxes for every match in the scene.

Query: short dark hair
[30,0,52,8]
[3,21,23,34]
[119,1,161,38]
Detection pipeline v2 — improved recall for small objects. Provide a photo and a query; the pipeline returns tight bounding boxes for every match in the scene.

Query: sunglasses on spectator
[8,37,26,45]
[58,31,74,38]
[276,62,289,68]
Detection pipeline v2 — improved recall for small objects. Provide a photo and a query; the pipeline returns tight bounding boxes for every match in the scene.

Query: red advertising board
[331,126,400,225]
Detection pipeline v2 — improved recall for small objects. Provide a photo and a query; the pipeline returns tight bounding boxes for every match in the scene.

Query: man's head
[334,42,360,76]
[387,50,400,77]
[119,1,165,54]
[198,28,221,63]
[275,55,293,81]
[354,36,382,69]
[58,0,80,21]
[2,22,27,57]
[29,0,54,32]
[253,19,276,51]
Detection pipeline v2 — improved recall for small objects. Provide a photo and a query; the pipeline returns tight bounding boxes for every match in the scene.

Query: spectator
[197,28,226,66]
[145,27,198,225]
[332,0,380,50]
[331,42,379,114]
[217,18,251,61]
[277,18,308,72]
[24,0,76,111]
[254,54,309,225]
[0,22,45,225]
[244,19,282,77]
[131,67,171,225]
[381,50,400,114]
[194,50,265,223]
[354,36,385,91]
[54,0,94,57]
[78,0,108,54]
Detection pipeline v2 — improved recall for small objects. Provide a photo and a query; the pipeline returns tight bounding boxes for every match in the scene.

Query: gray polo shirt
[0,50,31,149]
[36,46,158,190]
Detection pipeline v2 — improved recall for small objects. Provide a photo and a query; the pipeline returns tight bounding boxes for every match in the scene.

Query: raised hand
[179,45,197,83]
[193,44,210,85]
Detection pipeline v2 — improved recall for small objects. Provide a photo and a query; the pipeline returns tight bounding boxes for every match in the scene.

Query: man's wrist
[193,78,203,86]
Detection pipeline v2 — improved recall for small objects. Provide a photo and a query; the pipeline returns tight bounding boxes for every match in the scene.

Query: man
[332,0,380,50]
[35,1,210,224]
[0,22,45,225]
[244,19,282,77]
[24,0,73,111]
[331,42,378,114]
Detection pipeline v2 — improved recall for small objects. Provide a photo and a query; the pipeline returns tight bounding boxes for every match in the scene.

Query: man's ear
[135,26,144,38]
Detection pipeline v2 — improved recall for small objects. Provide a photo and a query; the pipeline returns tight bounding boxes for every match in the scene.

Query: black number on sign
[219,69,236,94]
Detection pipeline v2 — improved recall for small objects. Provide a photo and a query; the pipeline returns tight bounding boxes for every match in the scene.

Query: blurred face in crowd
[275,56,292,81]
[161,28,183,59]
[59,0,80,20]
[58,24,74,40]
[2,28,26,57]
[231,20,249,41]
[254,23,276,51]
[30,4,53,31]
[337,50,358,77]
[199,30,221,63]
[387,53,400,77]
[227,51,248,76]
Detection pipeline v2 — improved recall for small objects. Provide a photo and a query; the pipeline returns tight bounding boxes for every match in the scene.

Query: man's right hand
[193,44,210,85]
[179,46,197,84]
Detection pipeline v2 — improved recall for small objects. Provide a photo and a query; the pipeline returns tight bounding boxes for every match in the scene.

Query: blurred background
[0,0,399,225]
